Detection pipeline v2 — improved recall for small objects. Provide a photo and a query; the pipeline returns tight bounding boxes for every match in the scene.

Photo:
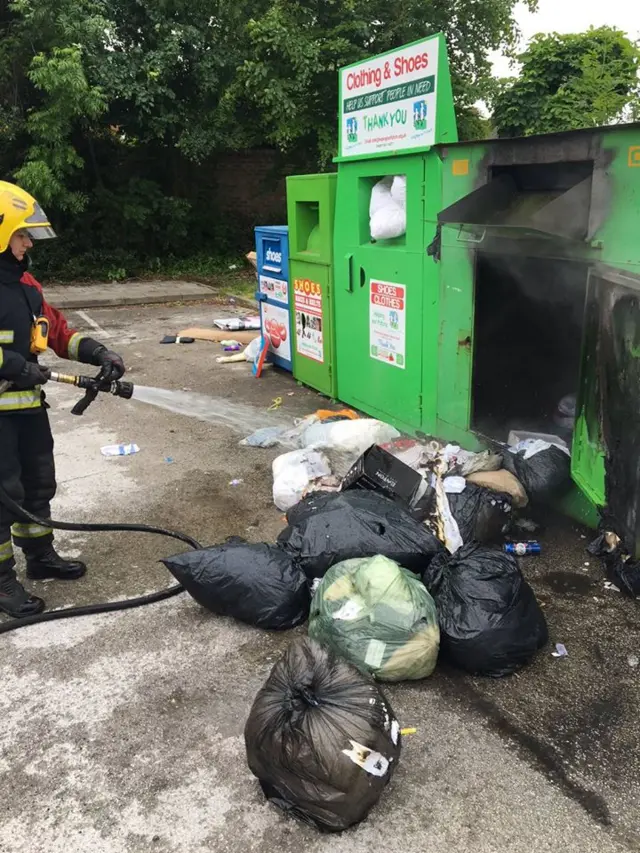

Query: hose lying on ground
[0,482,201,636]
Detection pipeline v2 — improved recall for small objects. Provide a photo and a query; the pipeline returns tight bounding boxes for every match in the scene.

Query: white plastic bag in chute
[369,176,407,241]
[369,177,393,217]
[370,206,406,241]
[390,175,407,208]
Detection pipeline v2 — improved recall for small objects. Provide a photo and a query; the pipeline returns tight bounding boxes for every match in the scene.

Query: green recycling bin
[286,173,338,398]
[332,33,458,434]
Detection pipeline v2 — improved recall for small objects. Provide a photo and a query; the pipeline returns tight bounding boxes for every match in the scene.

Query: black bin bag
[588,533,640,598]
[502,444,571,503]
[277,490,443,580]
[162,540,309,630]
[245,638,401,832]
[423,543,548,677]
[446,484,512,545]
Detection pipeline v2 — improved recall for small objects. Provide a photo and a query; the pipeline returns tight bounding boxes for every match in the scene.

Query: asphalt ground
[0,301,637,853]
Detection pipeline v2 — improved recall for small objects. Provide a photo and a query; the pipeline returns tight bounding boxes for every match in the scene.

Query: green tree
[5,0,537,205]
[226,0,538,164]
[0,0,539,277]
[492,27,640,138]
[6,0,256,202]
[5,0,112,210]
[3,0,261,261]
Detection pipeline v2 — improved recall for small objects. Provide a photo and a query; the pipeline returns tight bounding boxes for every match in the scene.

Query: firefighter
[0,182,126,618]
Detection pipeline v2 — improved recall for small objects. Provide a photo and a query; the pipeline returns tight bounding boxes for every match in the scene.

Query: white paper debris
[342,740,390,777]
[333,600,362,621]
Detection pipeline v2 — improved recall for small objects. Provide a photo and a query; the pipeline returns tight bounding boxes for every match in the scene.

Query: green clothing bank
[285,33,640,554]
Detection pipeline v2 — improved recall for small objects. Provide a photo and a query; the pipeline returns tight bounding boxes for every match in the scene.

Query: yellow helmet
[0,181,56,253]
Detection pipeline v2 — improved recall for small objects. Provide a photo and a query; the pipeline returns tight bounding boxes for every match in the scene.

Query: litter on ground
[101,443,140,457]
[158,399,635,832]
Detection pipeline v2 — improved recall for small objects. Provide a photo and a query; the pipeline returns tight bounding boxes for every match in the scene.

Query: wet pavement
[444,512,640,844]
[0,301,638,852]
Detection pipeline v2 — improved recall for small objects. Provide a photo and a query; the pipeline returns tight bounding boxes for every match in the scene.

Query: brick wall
[212,149,292,225]
[172,147,304,248]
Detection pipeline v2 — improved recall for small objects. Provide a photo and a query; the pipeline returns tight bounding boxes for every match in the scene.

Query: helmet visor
[26,225,57,240]
[24,202,56,240]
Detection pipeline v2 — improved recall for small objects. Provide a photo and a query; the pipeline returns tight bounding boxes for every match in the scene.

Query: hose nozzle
[0,371,134,415]
[45,371,136,415]
[113,380,134,400]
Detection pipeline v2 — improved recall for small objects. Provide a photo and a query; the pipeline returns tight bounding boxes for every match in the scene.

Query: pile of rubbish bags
[502,438,572,504]
[423,543,548,677]
[165,420,578,832]
[278,490,442,578]
[163,538,309,631]
[244,413,572,546]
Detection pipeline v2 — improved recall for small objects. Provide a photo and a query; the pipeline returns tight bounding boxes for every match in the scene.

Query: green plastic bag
[309,555,439,682]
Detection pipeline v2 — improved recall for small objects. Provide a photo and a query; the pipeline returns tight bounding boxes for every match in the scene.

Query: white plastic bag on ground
[300,419,401,480]
[272,449,332,511]
[244,337,263,362]
[301,419,400,456]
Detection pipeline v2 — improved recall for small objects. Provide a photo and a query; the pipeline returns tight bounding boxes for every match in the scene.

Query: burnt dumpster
[434,126,640,552]
[285,32,640,550]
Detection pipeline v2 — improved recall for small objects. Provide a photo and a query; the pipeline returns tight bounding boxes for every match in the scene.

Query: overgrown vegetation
[492,27,640,138]
[1,0,540,280]
[4,6,639,282]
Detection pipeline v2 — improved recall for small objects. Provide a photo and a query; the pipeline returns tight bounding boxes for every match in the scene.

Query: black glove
[93,347,125,382]
[13,362,51,389]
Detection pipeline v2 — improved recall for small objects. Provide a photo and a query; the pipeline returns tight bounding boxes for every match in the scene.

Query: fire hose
[0,369,135,415]
[0,371,202,636]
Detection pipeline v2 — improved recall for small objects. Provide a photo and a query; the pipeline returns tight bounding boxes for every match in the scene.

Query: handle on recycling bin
[346,253,354,292]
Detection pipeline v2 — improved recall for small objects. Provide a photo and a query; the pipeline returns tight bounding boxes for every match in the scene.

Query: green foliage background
[3,1,637,281]
[492,27,640,138]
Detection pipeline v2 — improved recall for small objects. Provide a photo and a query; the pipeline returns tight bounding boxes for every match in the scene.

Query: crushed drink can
[504,541,541,557]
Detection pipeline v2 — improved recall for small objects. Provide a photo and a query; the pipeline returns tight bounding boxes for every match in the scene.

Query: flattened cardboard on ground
[177,327,258,344]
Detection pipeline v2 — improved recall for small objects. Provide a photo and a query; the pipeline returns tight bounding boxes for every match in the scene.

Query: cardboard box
[342,445,425,507]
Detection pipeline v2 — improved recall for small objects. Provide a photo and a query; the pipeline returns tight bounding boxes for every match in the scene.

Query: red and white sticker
[261,302,292,362]
[370,280,406,369]
[259,275,288,303]
[294,278,324,363]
